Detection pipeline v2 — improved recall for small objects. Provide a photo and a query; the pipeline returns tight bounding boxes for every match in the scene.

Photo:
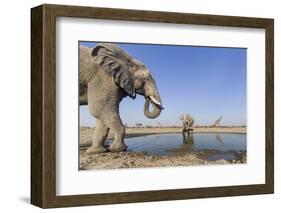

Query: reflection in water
[181,133,224,153]
[182,132,195,153]
[164,133,195,154]
[215,134,224,145]
[162,133,243,161]
[124,133,246,161]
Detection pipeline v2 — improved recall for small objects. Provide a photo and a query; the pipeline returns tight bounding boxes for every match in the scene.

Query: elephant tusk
[149,96,161,106]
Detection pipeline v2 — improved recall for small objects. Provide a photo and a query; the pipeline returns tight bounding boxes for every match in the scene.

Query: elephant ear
[91,43,135,97]
[179,115,184,120]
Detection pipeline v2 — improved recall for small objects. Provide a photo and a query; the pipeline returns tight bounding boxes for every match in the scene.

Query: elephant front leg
[85,119,109,154]
[106,115,127,152]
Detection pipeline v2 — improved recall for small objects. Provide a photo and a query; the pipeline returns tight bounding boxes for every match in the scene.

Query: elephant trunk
[144,98,162,119]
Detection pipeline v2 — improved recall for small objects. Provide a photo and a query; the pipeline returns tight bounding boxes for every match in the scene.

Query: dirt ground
[79,151,234,170]
[79,127,246,170]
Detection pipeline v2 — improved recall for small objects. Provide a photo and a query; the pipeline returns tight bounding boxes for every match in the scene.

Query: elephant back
[79,45,100,88]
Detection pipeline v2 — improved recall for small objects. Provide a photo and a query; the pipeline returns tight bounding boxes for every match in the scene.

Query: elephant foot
[109,143,127,152]
[85,145,107,155]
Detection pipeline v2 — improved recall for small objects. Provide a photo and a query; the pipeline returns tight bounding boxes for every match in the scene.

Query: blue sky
[79,42,246,127]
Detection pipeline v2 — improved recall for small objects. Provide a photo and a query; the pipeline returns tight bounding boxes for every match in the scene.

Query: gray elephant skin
[80,43,163,154]
[180,114,194,133]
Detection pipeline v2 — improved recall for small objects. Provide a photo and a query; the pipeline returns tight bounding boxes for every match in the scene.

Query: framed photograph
[31,4,274,208]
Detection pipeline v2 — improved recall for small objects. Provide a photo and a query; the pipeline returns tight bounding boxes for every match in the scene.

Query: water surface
[120,133,246,161]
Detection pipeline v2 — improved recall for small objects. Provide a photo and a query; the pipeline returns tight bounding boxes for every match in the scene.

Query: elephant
[79,43,163,154]
[179,114,194,135]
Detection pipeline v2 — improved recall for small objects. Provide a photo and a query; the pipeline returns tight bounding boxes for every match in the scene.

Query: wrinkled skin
[79,43,163,154]
[179,114,194,135]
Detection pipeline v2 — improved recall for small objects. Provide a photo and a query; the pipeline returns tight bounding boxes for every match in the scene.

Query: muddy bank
[79,150,246,170]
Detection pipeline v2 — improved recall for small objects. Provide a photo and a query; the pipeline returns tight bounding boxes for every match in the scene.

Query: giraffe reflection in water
[215,134,224,145]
